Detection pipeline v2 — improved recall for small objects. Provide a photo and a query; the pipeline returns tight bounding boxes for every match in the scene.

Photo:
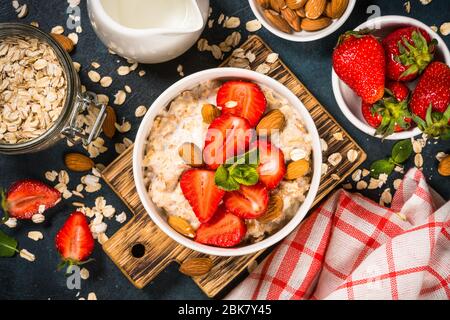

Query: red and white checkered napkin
[226,168,450,300]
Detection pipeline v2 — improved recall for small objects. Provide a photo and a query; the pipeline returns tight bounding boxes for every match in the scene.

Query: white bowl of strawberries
[133,68,322,256]
[332,16,450,140]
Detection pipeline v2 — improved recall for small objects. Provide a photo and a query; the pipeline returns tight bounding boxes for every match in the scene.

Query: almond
[264,9,292,34]
[304,0,326,19]
[269,0,286,12]
[256,0,271,8]
[301,17,331,31]
[64,153,95,172]
[178,142,203,167]
[295,7,306,17]
[51,33,74,53]
[168,216,196,238]
[102,106,116,139]
[179,257,213,277]
[329,0,349,18]
[438,155,450,177]
[325,1,333,17]
[201,103,221,124]
[256,109,286,136]
[286,0,307,10]
[258,195,284,224]
[281,7,302,32]
[285,159,310,180]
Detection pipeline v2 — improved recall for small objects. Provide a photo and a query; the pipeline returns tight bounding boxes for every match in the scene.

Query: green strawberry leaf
[230,165,259,186]
[391,139,413,164]
[370,159,395,178]
[0,229,18,257]
[215,165,240,191]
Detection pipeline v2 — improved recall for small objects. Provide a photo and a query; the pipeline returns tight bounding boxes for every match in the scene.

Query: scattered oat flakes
[177,64,185,77]
[362,169,370,177]
[115,212,127,224]
[412,139,423,153]
[28,231,43,241]
[356,180,368,190]
[32,213,45,224]
[419,0,432,5]
[333,132,344,141]
[117,66,130,76]
[51,25,64,34]
[246,19,262,32]
[331,173,340,181]
[245,51,256,63]
[138,70,146,77]
[20,249,35,262]
[414,153,424,168]
[380,188,392,206]
[436,152,447,162]
[16,4,28,18]
[393,179,402,190]
[440,22,450,36]
[404,1,411,13]
[197,38,209,52]
[115,121,131,133]
[351,169,362,182]
[135,105,147,118]
[211,45,222,60]
[255,63,271,74]
[347,149,358,163]
[328,153,342,166]
[91,61,100,69]
[321,163,328,175]
[320,139,328,152]
[80,268,90,280]
[12,0,20,10]
[88,70,101,83]
[45,170,58,182]
[343,183,352,190]
[96,94,109,105]
[115,142,126,154]
[218,13,225,25]
[430,25,438,32]
[67,32,78,45]
[266,53,279,64]
[124,85,132,93]
[368,178,381,190]
[224,16,241,29]
[87,292,97,300]
[100,76,112,87]
[114,90,126,105]
[76,26,82,33]
[5,218,17,228]
[73,61,81,72]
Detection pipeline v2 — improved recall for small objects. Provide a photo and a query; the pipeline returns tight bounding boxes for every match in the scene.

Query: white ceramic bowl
[133,68,322,256]
[332,15,450,140]
[248,0,356,42]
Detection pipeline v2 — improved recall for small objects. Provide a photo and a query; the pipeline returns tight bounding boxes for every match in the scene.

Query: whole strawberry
[383,27,436,82]
[410,62,450,138]
[333,31,385,104]
[362,81,412,137]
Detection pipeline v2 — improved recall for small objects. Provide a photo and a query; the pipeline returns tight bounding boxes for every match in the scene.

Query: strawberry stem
[412,105,450,138]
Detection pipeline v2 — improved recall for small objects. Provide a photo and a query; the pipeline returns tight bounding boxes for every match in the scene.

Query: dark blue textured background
[0,0,449,300]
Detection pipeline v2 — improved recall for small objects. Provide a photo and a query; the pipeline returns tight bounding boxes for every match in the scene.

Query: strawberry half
[203,114,253,170]
[410,61,450,137]
[217,81,267,127]
[195,206,246,248]
[180,169,225,223]
[333,31,385,104]
[256,141,286,190]
[55,211,94,268]
[224,183,269,219]
[2,179,61,220]
[382,27,436,82]
[362,81,413,137]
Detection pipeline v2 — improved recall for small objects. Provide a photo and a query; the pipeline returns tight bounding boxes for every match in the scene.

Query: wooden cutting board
[101,35,367,298]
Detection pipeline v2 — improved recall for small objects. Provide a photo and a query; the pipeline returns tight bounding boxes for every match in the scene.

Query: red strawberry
[382,27,436,82]
[224,183,269,219]
[361,81,412,137]
[410,62,450,137]
[2,179,61,219]
[55,211,94,266]
[203,114,253,170]
[256,141,286,190]
[195,206,246,247]
[217,81,267,126]
[180,169,225,223]
[333,32,385,104]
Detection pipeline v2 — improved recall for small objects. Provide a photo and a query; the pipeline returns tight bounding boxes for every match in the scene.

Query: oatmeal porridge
[143,79,312,246]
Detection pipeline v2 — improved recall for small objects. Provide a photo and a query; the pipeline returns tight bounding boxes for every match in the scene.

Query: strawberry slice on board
[223,183,269,219]
[55,211,95,269]
[203,114,253,170]
[256,141,286,190]
[180,169,225,223]
[195,206,246,248]
[217,80,267,127]
[2,179,61,220]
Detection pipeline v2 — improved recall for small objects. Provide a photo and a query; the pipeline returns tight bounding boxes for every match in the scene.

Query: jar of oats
[0,23,106,154]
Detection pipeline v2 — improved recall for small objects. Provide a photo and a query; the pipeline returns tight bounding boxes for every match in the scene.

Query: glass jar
[0,23,106,155]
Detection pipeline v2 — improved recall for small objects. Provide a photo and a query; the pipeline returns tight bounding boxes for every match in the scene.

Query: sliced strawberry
[180,169,225,223]
[256,141,286,190]
[55,211,94,264]
[217,81,267,126]
[203,114,253,170]
[224,183,269,219]
[4,179,61,219]
[195,206,246,248]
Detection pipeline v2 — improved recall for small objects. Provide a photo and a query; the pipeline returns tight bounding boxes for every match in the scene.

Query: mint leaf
[370,159,395,178]
[0,229,18,257]
[391,139,413,164]
[230,165,259,186]
[215,165,240,191]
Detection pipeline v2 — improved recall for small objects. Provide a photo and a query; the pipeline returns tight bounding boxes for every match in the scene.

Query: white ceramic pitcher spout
[87,0,210,64]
